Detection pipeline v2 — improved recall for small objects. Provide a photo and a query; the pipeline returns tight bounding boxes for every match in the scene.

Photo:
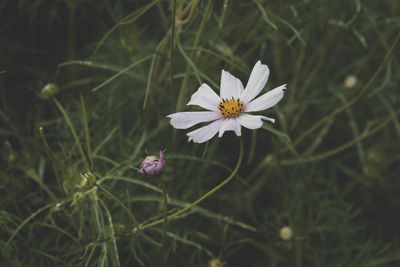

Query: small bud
[53,202,62,212]
[280,226,293,240]
[8,152,17,163]
[209,258,225,267]
[80,171,96,188]
[140,151,165,176]
[344,75,357,88]
[40,83,59,99]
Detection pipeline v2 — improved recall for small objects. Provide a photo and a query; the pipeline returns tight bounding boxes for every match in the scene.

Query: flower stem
[134,137,244,232]
[160,178,168,261]
[97,184,139,225]
[175,0,214,112]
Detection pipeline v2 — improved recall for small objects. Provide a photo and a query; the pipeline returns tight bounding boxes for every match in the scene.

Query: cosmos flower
[140,151,165,176]
[167,61,286,143]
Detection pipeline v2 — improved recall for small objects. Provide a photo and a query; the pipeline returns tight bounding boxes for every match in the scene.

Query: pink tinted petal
[245,84,286,112]
[187,83,220,111]
[167,111,221,129]
[240,61,270,104]
[158,151,165,169]
[220,70,244,99]
[140,151,165,176]
[218,118,241,137]
[187,119,224,143]
[237,114,274,130]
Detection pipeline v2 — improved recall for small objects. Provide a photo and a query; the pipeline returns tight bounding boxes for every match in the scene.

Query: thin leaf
[261,123,291,143]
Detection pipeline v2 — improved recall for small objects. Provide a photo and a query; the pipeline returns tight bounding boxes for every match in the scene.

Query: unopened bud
[80,171,96,188]
[344,75,357,88]
[53,202,63,212]
[209,258,225,267]
[40,83,59,99]
[140,151,165,176]
[280,226,293,240]
[8,152,17,163]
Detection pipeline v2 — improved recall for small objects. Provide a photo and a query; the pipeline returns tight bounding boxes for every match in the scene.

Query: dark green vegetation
[1,0,400,266]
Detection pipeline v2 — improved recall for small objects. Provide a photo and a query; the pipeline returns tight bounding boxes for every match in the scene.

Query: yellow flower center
[218,97,244,118]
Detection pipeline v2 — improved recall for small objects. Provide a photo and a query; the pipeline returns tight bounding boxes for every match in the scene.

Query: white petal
[220,70,244,99]
[245,84,286,112]
[167,111,221,129]
[187,119,224,143]
[187,83,220,111]
[237,114,275,130]
[218,118,241,137]
[260,116,275,123]
[240,61,270,104]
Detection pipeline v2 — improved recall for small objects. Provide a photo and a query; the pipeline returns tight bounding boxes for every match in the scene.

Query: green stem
[285,31,400,153]
[39,126,62,187]
[170,0,176,93]
[281,107,400,165]
[160,178,168,261]
[175,0,214,112]
[97,184,139,225]
[248,31,400,180]
[134,137,244,232]
[295,238,302,267]
[53,98,90,169]
[80,94,93,169]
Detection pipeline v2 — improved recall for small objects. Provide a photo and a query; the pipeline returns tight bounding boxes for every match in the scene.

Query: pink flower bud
[140,151,165,176]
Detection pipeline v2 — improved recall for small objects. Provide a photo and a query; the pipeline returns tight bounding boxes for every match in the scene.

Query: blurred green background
[1,0,400,266]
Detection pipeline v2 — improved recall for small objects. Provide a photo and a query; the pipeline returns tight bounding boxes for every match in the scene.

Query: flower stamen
[218,97,244,118]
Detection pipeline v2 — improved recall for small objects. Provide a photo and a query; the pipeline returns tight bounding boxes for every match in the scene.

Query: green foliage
[1,0,400,266]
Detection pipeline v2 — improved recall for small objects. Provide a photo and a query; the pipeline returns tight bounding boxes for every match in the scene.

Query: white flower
[167,61,287,143]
